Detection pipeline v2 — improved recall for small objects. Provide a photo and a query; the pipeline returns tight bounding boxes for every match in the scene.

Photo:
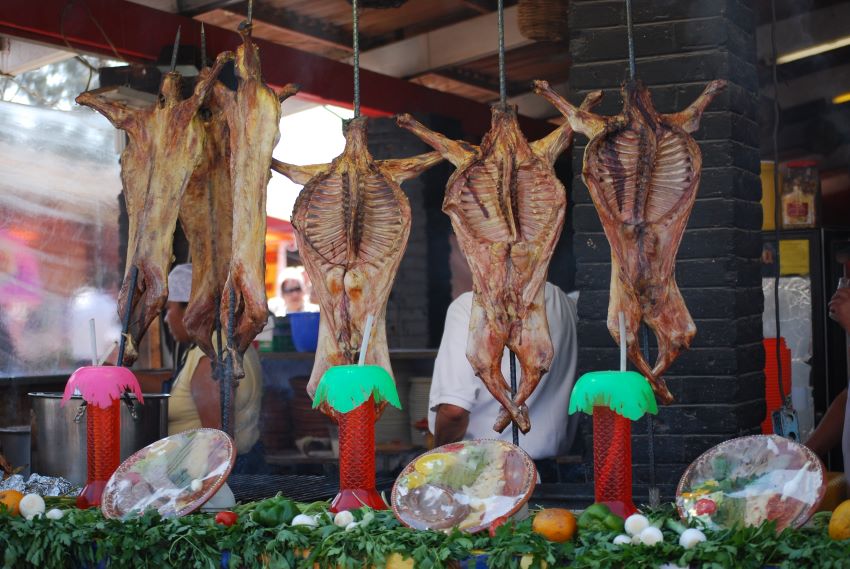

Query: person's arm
[189,357,223,429]
[829,288,850,332]
[428,295,478,444]
[434,404,470,447]
[806,388,848,459]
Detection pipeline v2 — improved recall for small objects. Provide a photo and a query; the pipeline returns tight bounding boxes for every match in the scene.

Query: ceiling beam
[127,0,180,11]
[761,62,850,108]
[756,2,850,64]
[175,0,241,16]
[460,0,496,14]
[197,1,387,52]
[195,8,353,60]
[0,0,553,138]
[357,5,532,78]
[0,38,74,75]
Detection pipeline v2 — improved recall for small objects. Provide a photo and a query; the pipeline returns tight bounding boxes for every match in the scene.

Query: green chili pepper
[578,503,624,533]
[250,497,296,528]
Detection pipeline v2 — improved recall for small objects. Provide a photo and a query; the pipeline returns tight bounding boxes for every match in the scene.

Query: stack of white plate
[407,376,432,447]
[375,376,411,446]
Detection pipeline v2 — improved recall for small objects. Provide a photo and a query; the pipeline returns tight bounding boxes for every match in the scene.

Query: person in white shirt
[427,282,579,482]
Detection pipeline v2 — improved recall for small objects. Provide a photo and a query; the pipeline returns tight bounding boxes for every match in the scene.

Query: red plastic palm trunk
[330,397,387,512]
[593,405,636,517]
[77,402,121,509]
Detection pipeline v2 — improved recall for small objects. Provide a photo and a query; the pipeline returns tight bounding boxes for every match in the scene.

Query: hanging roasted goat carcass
[76,54,230,365]
[216,23,298,378]
[179,62,234,363]
[397,94,600,434]
[535,79,726,404]
[272,117,443,400]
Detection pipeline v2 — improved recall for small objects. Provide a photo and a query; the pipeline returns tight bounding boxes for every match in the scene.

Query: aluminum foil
[0,473,78,496]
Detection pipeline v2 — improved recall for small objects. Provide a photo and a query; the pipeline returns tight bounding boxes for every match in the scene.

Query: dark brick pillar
[367,117,450,349]
[568,0,764,496]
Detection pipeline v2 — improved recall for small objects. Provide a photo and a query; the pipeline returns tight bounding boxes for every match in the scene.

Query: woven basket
[518,0,569,42]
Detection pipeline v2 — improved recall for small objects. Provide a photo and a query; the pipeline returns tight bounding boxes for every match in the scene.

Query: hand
[828,288,850,332]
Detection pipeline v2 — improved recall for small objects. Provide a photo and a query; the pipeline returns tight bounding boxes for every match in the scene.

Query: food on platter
[273,117,442,401]
[396,94,600,433]
[535,79,726,404]
[392,439,536,533]
[676,434,825,531]
[179,63,234,363]
[101,428,235,519]
[216,23,298,379]
[75,54,230,365]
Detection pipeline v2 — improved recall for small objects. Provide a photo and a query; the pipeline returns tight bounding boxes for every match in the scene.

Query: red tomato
[695,499,717,515]
[215,511,238,526]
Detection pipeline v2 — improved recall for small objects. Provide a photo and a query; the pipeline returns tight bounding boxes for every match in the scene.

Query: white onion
[639,526,664,546]
[45,508,64,520]
[613,534,632,546]
[334,510,355,527]
[291,514,318,527]
[19,494,45,520]
[624,513,650,536]
[679,528,707,549]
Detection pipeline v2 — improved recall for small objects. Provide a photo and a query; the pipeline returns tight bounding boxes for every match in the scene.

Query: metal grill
[229,474,396,503]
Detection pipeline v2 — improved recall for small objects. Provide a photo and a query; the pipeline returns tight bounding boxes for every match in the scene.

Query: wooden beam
[196,9,352,60]
[176,0,241,16]
[0,0,553,138]
[358,5,532,78]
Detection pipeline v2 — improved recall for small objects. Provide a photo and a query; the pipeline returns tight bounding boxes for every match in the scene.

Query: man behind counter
[427,282,580,483]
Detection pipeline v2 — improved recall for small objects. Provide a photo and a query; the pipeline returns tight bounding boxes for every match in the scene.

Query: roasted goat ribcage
[397,97,599,434]
[216,25,297,379]
[535,79,726,403]
[272,117,442,400]
[76,55,229,365]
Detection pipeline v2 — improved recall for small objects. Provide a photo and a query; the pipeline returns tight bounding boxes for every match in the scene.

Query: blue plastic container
[288,311,320,352]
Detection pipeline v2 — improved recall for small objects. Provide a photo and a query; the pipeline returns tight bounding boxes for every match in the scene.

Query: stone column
[568,0,764,496]
[367,116,453,349]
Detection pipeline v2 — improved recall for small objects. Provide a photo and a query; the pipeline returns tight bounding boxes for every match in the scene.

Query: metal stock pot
[28,392,169,485]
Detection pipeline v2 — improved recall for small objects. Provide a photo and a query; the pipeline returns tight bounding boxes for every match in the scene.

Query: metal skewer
[116,265,139,367]
[200,23,207,70]
[497,0,507,107]
[640,324,659,507]
[497,0,518,444]
[169,26,181,73]
[221,285,237,437]
[625,0,636,80]
[509,352,519,446]
[352,0,361,118]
